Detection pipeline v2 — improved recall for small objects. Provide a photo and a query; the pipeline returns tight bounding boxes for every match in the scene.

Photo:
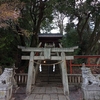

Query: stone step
[37,76,61,79]
[36,79,62,82]
[38,73,61,76]
[37,77,61,82]
[38,76,61,78]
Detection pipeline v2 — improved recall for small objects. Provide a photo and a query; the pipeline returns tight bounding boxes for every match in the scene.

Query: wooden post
[32,68,36,85]
[44,48,51,59]
[61,52,69,95]
[70,60,73,74]
[26,51,34,94]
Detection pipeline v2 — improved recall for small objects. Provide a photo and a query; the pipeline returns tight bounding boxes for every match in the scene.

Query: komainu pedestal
[0,68,13,100]
[81,63,100,100]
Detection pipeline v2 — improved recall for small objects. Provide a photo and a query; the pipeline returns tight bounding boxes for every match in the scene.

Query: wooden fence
[15,73,28,85]
[68,74,82,84]
[69,55,100,74]
[15,73,82,85]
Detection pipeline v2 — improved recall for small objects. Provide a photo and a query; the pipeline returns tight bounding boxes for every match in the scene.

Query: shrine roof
[38,33,63,47]
[38,33,63,38]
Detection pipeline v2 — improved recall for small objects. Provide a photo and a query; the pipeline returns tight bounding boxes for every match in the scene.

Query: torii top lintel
[18,45,78,60]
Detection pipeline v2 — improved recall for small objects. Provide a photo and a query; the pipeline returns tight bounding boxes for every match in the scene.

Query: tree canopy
[60,0,100,55]
[0,0,100,68]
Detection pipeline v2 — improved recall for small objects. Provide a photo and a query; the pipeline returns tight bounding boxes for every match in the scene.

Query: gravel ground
[12,87,27,100]
[69,88,83,100]
[12,86,83,100]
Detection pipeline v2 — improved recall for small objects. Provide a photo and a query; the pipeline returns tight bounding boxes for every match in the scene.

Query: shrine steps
[36,65,62,85]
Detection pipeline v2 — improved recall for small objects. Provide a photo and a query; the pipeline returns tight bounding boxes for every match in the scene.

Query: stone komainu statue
[0,68,18,88]
[0,68,13,100]
[0,68,13,85]
[81,63,100,100]
[81,63,100,86]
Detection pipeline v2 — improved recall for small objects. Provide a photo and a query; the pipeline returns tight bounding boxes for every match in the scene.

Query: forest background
[0,0,100,71]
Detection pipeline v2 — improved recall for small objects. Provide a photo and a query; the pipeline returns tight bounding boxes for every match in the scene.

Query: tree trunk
[30,34,39,47]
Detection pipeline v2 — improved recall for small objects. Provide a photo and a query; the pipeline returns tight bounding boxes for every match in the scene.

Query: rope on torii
[34,60,63,66]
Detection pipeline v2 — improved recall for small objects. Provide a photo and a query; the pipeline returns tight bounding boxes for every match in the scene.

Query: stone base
[82,84,100,100]
[0,84,12,100]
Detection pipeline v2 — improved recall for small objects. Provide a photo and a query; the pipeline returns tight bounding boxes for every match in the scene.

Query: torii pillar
[61,52,69,95]
[26,51,34,94]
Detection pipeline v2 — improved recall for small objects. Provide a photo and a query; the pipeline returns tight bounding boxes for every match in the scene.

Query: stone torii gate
[18,44,78,95]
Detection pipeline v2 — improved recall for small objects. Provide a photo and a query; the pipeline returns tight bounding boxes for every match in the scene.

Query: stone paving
[12,85,83,100]
[24,85,70,100]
